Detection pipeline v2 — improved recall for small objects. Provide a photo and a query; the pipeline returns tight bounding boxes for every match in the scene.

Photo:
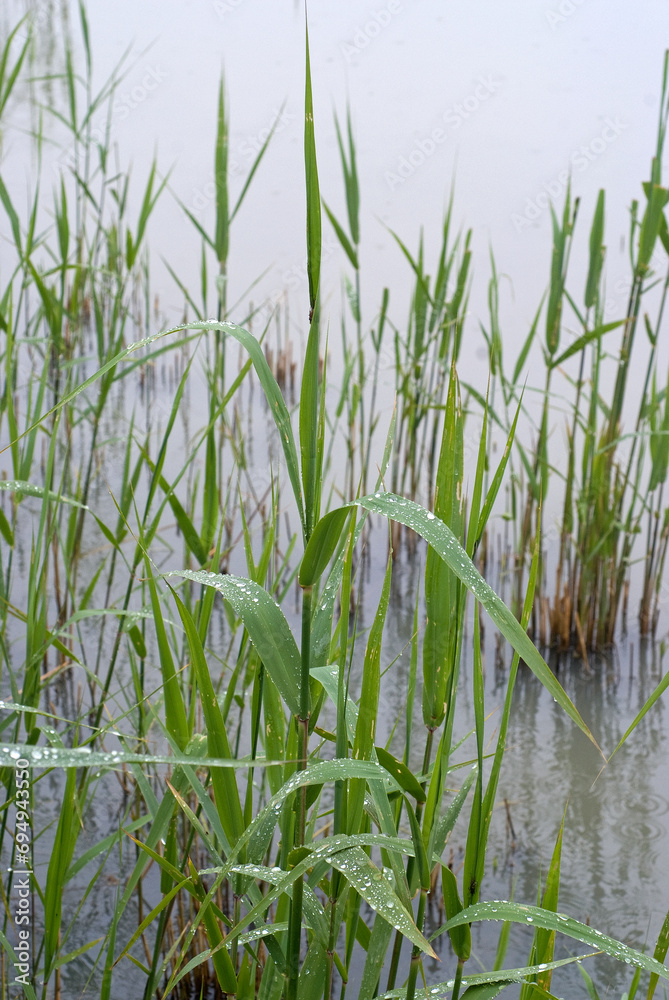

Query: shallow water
[376,545,669,998]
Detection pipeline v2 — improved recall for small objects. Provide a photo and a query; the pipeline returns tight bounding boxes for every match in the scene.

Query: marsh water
[3,2,669,998]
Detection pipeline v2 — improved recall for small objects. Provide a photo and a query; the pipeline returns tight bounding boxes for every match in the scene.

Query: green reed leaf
[215,76,229,267]
[172,591,245,847]
[300,309,321,539]
[0,745,280,770]
[648,902,669,999]
[534,814,565,994]
[171,569,301,717]
[349,549,392,836]
[545,188,572,357]
[376,953,596,1000]
[423,362,463,729]
[0,17,31,120]
[0,506,13,547]
[327,845,435,957]
[608,666,669,761]
[300,507,354,586]
[353,493,599,751]
[145,559,190,752]
[44,769,78,976]
[323,200,358,270]
[585,189,606,309]
[549,319,623,369]
[335,103,360,247]
[442,865,471,961]
[446,901,669,981]
[475,390,523,550]
[304,21,321,315]
[375,746,425,803]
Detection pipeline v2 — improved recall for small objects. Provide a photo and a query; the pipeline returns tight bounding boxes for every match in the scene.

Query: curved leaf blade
[374,952,598,1000]
[185,320,305,533]
[170,570,301,717]
[375,746,426,803]
[299,507,351,586]
[353,493,599,752]
[447,901,669,981]
[327,845,435,958]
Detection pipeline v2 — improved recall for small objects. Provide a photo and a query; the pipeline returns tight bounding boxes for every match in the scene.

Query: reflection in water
[474,624,667,994]
[359,534,669,996]
[3,0,70,117]
[358,544,669,996]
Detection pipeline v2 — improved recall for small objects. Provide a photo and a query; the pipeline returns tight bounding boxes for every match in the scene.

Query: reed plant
[1,7,669,1000]
[486,55,669,651]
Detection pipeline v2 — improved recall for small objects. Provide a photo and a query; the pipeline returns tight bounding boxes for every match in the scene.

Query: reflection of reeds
[2,7,669,998]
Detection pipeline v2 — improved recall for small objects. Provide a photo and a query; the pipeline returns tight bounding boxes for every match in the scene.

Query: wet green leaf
[447,901,669,981]
[352,493,599,751]
[170,570,301,717]
[375,746,426,803]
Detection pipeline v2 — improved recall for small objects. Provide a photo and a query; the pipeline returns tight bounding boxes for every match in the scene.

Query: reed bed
[1,7,669,1000]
